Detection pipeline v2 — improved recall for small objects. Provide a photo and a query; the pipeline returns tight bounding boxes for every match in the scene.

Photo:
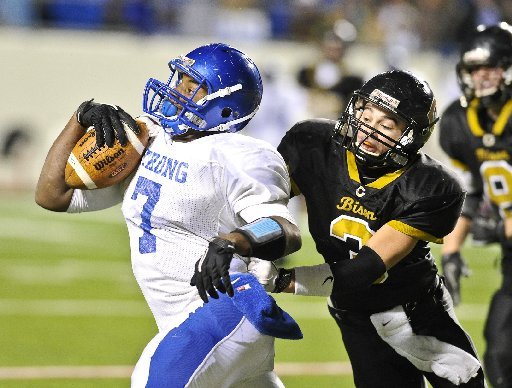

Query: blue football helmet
[143,43,263,136]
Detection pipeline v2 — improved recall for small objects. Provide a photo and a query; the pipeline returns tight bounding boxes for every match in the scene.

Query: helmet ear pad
[335,70,438,168]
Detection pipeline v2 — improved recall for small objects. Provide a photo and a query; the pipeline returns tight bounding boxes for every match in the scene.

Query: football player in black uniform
[439,22,512,388]
[248,70,486,387]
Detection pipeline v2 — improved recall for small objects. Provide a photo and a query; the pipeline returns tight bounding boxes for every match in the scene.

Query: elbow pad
[329,246,387,294]
[235,217,286,260]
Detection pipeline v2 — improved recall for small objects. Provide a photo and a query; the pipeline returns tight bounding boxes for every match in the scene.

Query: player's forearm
[222,216,302,259]
[289,263,333,295]
[273,216,302,256]
[273,263,333,295]
[35,114,84,212]
[504,217,512,240]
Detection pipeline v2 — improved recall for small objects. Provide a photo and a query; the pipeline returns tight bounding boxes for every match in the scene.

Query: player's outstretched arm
[191,216,301,303]
[251,224,419,296]
[35,113,85,212]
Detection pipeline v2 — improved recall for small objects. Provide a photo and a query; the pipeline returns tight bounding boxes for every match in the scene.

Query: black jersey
[278,119,465,313]
[439,98,512,218]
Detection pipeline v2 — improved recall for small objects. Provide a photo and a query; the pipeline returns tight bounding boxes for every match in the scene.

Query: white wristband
[294,263,334,296]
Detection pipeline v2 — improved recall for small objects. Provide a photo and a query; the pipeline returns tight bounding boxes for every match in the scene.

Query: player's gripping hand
[76,99,139,148]
[441,251,471,306]
[248,258,279,292]
[191,237,235,303]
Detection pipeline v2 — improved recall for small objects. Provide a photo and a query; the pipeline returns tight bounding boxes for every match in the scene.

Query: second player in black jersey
[439,22,512,388]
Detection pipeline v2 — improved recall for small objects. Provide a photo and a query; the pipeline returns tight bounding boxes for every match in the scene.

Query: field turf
[0,191,500,387]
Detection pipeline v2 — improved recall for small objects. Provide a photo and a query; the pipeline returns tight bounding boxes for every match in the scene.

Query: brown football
[65,120,149,189]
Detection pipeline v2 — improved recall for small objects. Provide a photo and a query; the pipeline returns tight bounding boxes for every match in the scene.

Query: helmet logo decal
[463,47,491,64]
[176,55,195,66]
[399,130,413,146]
[370,89,400,109]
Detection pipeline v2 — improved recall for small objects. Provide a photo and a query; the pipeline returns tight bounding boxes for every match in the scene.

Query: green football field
[0,191,501,387]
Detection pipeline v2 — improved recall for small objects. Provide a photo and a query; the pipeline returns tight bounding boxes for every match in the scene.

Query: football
[65,120,149,189]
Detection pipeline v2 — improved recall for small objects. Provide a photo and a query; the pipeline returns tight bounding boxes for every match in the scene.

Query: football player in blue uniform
[439,22,512,388]
[35,43,303,387]
[249,70,486,387]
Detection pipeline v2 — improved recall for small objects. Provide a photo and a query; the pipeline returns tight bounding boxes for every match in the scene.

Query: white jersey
[68,117,296,332]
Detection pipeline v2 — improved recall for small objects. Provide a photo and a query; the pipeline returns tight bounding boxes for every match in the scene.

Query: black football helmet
[456,22,512,105]
[334,70,438,168]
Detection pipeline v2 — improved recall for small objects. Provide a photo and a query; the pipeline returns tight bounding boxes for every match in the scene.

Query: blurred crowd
[1,0,511,52]
[1,0,512,190]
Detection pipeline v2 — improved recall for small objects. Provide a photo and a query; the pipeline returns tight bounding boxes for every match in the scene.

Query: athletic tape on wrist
[294,263,334,296]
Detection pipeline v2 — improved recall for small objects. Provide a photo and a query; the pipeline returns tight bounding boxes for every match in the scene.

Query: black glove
[441,251,471,306]
[471,204,504,245]
[190,237,235,303]
[76,99,139,148]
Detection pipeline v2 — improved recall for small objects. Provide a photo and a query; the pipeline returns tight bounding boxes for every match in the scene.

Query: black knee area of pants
[483,290,512,387]
[501,258,512,292]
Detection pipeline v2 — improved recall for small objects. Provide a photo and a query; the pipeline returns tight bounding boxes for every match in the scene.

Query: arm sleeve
[294,263,334,296]
[67,185,124,213]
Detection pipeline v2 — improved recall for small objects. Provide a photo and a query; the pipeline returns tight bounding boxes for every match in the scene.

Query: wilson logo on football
[94,149,126,171]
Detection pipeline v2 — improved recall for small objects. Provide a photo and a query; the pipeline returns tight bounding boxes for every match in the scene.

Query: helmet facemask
[457,62,512,107]
[456,22,512,107]
[336,95,415,168]
[143,57,211,136]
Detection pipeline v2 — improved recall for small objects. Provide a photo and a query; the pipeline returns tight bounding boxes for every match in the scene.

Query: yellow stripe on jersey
[346,150,405,189]
[387,220,443,244]
[347,150,360,182]
[467,98,512,137]
[285,163,302,196]
[495,99,512,134]
[290,177,301,196]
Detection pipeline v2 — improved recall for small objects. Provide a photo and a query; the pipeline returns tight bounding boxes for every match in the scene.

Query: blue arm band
[329,245,387,295]
[235,217,286,260]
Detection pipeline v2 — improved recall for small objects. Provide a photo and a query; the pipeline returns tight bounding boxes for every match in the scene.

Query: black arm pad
[329,246,387,294]
[234,217,286,260]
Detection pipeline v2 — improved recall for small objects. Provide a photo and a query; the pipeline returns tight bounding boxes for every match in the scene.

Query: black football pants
[483,255,512,388]
[328,281,486,387]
